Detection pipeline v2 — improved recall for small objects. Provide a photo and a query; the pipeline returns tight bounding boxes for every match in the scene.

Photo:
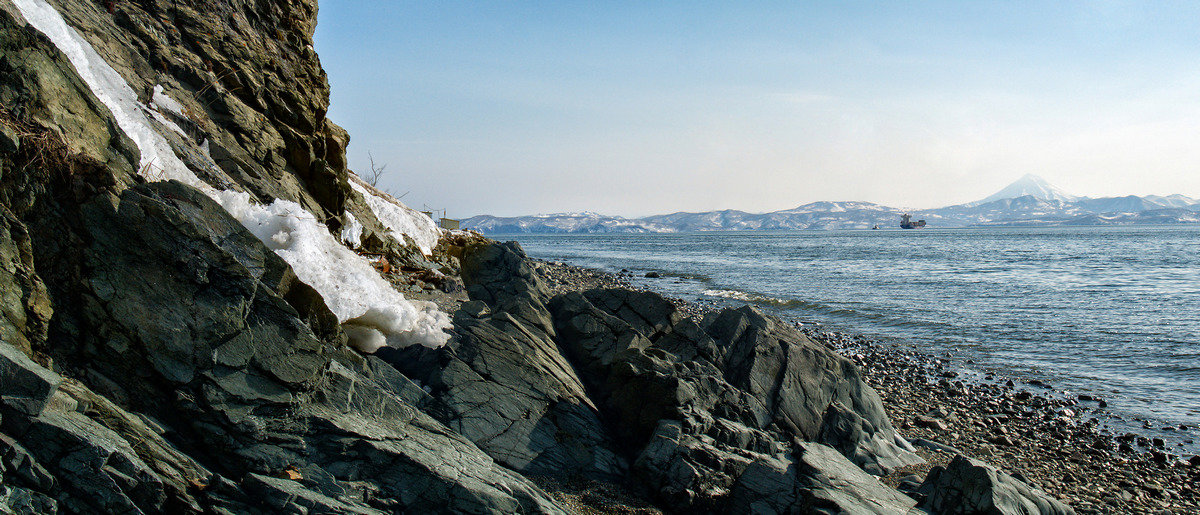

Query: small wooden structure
[438,218,460,230]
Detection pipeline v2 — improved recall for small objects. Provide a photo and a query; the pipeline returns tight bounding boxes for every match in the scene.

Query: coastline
[530,257,1200,513]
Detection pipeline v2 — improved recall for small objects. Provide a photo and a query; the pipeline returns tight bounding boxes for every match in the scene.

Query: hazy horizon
[315,2,1200,218]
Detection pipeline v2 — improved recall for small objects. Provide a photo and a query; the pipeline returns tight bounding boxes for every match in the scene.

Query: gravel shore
[531,258,1200,514]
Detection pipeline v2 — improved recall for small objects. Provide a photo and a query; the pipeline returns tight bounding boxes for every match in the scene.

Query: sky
[314,1,1200,218]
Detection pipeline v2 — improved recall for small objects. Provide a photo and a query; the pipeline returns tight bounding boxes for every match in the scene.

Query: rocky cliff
[0,0,1074,513]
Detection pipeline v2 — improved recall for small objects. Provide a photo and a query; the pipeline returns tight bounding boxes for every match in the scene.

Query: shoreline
[531,257,1200,513]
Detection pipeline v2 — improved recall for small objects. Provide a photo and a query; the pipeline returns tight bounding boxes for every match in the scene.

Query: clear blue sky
[315,1,1200,217]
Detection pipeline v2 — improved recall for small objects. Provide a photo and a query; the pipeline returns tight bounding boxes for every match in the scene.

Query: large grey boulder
[705,306,921,474]
[918,455,1075,515]
[729,442,917,514]
[432,242,626,481]
[461,241,552,310]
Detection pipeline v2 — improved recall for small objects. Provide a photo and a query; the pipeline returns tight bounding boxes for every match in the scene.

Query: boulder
[705,306,921,473]
[0,341,60,416]
[444,243,627,480]
[729,442,916,514]
[461,241,550,305]
[918,455,1075,515]
[429,312,627,481]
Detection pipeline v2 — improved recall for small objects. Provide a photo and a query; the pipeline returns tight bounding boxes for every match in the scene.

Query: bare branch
[365,151,387,187]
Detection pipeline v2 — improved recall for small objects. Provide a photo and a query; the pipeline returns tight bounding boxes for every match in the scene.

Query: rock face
[918,456,1076,515]
[0,183,565,513]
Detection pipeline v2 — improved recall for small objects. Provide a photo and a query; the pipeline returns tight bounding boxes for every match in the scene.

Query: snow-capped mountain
[462,176,1200,233]
[970,174,1078,205]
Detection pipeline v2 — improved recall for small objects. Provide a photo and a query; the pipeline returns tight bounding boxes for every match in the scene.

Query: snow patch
[14,0,450,349]
[151,84,186,117]
[349,179,442,255]
[340,211,363,247]
[12,0,205,188]
[213,191,450,348]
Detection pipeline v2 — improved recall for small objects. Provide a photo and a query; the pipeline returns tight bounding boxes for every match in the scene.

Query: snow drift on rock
[214,191,451,349]
[14,0,450,349]
[349,179,442,255]
[340,211,363,247]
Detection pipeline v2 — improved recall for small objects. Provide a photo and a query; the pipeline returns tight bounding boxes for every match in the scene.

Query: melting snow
[151,84,185,117]
[213,191,450,349]
[12,0,203,187]
[349,179,442,255]
[340,211,363,247]
[13,0,450,349]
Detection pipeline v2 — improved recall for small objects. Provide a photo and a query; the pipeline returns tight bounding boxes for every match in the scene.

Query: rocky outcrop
[448,241,922,511]
[417,242,627,481]
[0,183,564,513]
[918,455,1075,515]
[707,306,921,475]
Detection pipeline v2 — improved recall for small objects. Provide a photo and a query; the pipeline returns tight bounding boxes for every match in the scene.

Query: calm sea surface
[501,226,1200,438]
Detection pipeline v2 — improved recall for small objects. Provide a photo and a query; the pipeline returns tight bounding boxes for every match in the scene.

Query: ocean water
[502,226,1200,440]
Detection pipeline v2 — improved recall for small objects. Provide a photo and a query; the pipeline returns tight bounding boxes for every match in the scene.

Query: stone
[243,473,384,515]
[705,305,919,473]
[0,433,56,492]
[432,312,627,481]
[918,455,1075,515]
[911,438,963,455]
[19,407,166,513]
[729,442,916,514]
[0,485,58,514]
[0,341,60,416]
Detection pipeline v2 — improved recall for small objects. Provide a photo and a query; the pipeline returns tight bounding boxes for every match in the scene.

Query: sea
[500,225,1200,452]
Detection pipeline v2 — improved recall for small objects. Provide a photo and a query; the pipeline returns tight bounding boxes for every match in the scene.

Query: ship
[899,213,926,229]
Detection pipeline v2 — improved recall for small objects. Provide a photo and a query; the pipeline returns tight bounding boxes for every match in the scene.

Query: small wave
[657,270,713,283]
[701,289,807,309]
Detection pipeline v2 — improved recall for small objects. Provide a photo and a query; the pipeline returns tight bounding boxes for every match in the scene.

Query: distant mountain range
[464,174,1200,233]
